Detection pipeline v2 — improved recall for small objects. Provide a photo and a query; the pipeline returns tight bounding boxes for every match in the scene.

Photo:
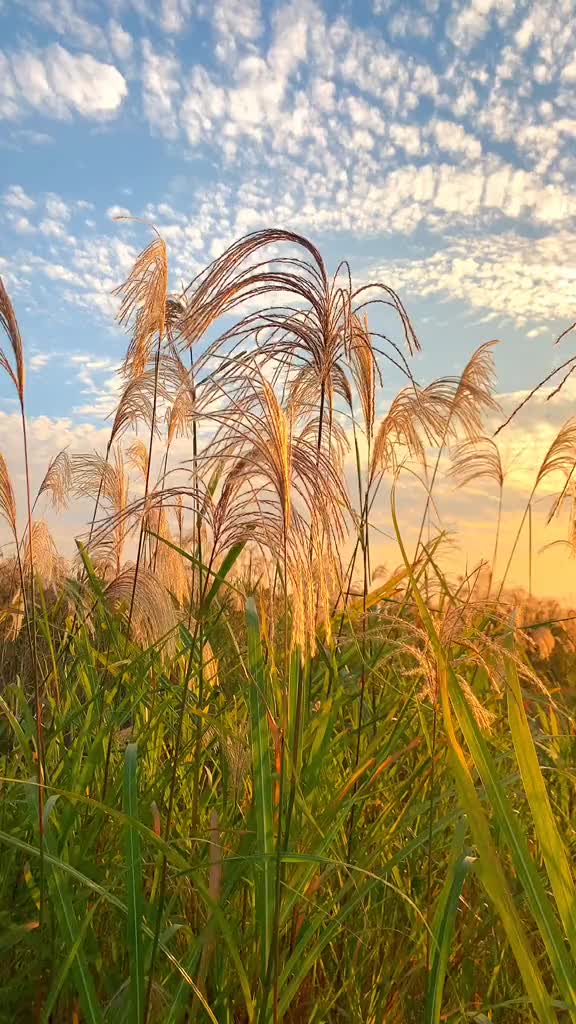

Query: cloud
[9,128,54,147]
[13,216,35,234]
[29,352,49,371]
[39,218,68,238]
[3,185,35,210]
[108,19,133,61]
[447,0,516,51]
[141,39,181,138]
[212,0,263,61]
[160,0,194,32]
[430,119,482,161]
[19,0,108,51]
[0,44,127,121]
[366,230,576,326]
[107,205,132,220]
[45,194,70,221]
[388,11,433,38]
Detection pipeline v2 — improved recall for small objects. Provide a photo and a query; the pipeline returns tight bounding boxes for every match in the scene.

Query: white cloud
[10,128,53,146]
[20,0,108,50]
[448,0,516,51]
[30,352,49,371]
[39,219,68,238]
[366,230,576,326]
[45,194,70,221]
[109,19,133,61]
[107,205,132,220]
[390,123,425,157]
[181,66,226,145]
[13,216,35,234]
[388,12,433,38]
[0,44,127,121]
[160,0,194,33]
[212,0,263,61]
[141,39,181,138]
[431,119,482,160]
[3,184,35,210]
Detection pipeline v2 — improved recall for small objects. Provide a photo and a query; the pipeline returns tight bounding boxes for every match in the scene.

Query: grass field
[0,228,575,1023]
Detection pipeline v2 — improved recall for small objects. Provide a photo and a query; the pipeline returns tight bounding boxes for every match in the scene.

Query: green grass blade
[506,647,576,962]
[390,488,559,1024]
[246,595,274,981]
[123,742,145,1024]
[45,826,103,1024]
[0,828,217,1015]
[202,541,245,611]
[41,903,98,1023]
[425,831,475,1024]
[449,675,576,1020]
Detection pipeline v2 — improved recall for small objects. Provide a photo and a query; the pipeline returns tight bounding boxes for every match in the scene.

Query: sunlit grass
[0,229,575,1023]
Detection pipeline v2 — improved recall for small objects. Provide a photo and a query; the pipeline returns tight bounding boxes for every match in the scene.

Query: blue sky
[1,0,576,591]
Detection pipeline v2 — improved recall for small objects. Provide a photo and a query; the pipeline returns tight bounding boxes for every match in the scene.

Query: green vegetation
[0,230,575,1022]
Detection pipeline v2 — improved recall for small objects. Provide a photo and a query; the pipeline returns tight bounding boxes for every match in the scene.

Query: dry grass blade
[104,565,178,650]
[0,276,25,400]
[535,418,576,530]
[35,449,72,512]
[127,440,149,482]
[537,418,576,490]
[109,366,170,445]
[371,386,436,475]
[177,230,327,350]
[23,520,66,589]
[348,314,377,440]
[433,342,500,443]
[115,236,168,377]
[449,438,504,489]
[0,453,17,539]
[74,447,129,574]
[148,508,189,606]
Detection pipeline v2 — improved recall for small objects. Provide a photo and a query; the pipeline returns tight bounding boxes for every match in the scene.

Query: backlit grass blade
[123,742,145,1024]
[391,489,559,1024]
[449,674,576,1021]
[425,826,475,1024]
[246,595,274,981]
[505,646,576,962]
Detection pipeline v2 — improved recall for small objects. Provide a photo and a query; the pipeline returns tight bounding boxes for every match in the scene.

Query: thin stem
[126,344,161,641]
[488,486,503,598]
[103,346,161,803]
[425,696,439,974]
[144,548,214,1024]
[190,398,205,836]
[152,444,171,574]
[528,501,533,598]
[21,404,45,926]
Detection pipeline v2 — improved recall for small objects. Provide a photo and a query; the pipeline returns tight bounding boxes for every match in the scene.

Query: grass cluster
[0,228,575,1023]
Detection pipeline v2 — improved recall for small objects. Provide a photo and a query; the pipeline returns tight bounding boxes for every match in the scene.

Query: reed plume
[115,235,168,379]
[34,448,72,512]
[450,437,505,595]
[0,452,17,540]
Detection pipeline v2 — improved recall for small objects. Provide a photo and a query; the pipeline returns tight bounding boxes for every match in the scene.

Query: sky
[1,0,576,597]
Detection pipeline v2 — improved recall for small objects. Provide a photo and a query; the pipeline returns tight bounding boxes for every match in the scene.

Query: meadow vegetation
[0,228,575,1023]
